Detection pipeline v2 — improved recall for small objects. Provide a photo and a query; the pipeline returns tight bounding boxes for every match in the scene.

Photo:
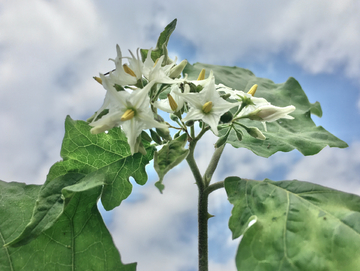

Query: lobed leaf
[48,116,155,211]
[225,177,360,271]
[5,116,155,248]
[183,63,348,157]
[0,180,136,270]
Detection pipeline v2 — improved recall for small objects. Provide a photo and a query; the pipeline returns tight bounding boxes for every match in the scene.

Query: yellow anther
[202,101,213,114]
[247,84,258,96]
[154,58,160,67]
[123,64,136,77]
[167,94,178,111]
[93,76,102,85]
[121,109,135,121]
[197,69,206,80]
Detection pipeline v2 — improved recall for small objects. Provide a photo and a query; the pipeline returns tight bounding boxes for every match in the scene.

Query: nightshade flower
[153,84,190,113]
[108,45,140,86]
[142,50,186,84]
[90,75,168,154]
[176,71,240,135]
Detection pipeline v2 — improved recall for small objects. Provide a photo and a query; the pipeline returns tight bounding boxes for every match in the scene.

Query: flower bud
[220,111,233,123]
[169,59,188,78]
[245,127,266,140]
[156,127,172,141]
[150,129,163,145]
[214,128,230,148]
[248,105,295,122]
[170,114,178,121]
[185,120,194,126]
[141,131,152,142]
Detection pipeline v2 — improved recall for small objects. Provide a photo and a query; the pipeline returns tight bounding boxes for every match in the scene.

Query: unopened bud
[121,109,135,121]
[220,111,233,123]
[245,127,266,140]
[170,114,178,121]
[169,59,188,78]
[247,84,258,96]
[185,120,194,126]
[141,131,152,142]
[197,69,206,80]
[150,129,162,145]
[214,128,230,148]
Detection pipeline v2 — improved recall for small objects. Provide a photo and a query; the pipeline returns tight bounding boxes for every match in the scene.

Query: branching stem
[185,130,226,271]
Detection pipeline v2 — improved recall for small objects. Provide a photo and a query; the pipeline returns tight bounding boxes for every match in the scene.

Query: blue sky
[1,1,360,270]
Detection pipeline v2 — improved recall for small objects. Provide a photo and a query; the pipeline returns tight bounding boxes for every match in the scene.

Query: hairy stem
[203,145,225,186]
[186,134,226,271]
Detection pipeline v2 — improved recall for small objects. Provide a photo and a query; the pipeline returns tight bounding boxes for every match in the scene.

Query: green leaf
[140,19,177,63]
[0,180,136,270]
[154,133,189,193]
[225,177,360,271]
[184,63,348,157]
[48,116,155,211]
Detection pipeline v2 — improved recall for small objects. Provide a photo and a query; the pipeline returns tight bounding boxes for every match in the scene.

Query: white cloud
[286,141,360,195]
[0,0,107,183]
[110,165,198,271]
[153,0,360,81]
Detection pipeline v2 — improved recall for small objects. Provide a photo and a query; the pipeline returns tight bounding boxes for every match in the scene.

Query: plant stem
[198,185,209,271]
[203,145,225,186]
[186,134,227,271]
[205,181,225,195]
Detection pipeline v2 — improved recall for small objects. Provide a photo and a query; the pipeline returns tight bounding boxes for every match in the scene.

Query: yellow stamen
[197,69,206,80]
[121,109,135,121]
[167,94,178,111]
[154,58,160,67]
[247,84,258,96]
[202,101,213,114]
[123,64,136,77]
[93,76,102,85]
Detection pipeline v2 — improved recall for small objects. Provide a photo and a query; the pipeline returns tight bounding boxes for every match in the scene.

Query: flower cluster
[88,45,296,154]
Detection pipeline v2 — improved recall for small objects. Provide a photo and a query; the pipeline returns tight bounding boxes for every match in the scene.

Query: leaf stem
[205,181,225,195]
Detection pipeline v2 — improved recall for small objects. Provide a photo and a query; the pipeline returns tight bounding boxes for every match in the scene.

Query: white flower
[142,50,186,84]
[90,76,167,154]
[108,45,140,86]
[176,71,240,135]
[153,84,190,113]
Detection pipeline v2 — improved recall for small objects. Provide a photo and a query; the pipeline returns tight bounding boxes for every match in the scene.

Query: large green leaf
[48,116,155,211]
[183,63,348,157]
[225,177,360,271]
[0,180,136,270]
